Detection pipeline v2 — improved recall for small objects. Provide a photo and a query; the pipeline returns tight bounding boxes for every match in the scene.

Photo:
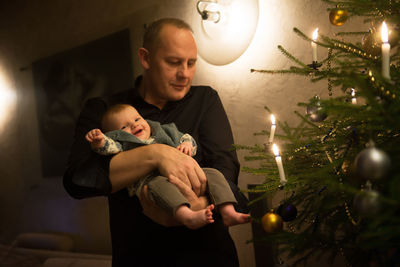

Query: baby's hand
[85,129,105,149]
[177,142,193,156]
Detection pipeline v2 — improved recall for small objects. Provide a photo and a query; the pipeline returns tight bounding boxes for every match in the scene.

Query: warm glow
[312,28,319,41]
[351,88,357,104]
[194,0,259,65]
[270,114,276,125]
[203,2,221,23]
[0,68,17,133]
[381,21,388,43]
[351,88,356,97]
[272,144,280,156]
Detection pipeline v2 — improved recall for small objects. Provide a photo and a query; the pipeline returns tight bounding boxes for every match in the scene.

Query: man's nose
[177,64,189,78]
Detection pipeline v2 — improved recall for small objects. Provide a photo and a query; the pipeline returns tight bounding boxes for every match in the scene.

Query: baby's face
[109,107,151,140]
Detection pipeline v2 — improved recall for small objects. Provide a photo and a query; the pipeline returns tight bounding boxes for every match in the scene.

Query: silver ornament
[353,189,381,216]
[354,147,391,181]
[306,96,327,122]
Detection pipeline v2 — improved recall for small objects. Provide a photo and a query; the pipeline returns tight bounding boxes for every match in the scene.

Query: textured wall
[0,0,364,266]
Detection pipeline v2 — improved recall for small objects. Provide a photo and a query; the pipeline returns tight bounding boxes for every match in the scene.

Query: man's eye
[167,60,180,65]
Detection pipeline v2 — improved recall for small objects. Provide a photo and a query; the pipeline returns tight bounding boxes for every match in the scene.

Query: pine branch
[277,45,309,68]
[244,0,400,265]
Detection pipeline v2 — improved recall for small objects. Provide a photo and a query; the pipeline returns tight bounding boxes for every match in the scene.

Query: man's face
[144,25,197,106]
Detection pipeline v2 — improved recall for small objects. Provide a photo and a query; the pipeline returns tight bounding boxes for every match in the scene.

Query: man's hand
[155,144,207,196]
[139,177,209,226]
[110,144,206,194]
[168,174,208,210]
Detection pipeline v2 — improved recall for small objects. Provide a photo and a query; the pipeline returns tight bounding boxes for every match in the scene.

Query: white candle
[268,114,276,143]
[381,21,390,80]
[351,88,357,104]
[272,144,287,185]
[311,28,318,62]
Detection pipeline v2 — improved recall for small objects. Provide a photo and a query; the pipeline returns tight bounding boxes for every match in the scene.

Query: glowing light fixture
[193,0,259,65]
[197,1,221,23]
[0,68,16,134]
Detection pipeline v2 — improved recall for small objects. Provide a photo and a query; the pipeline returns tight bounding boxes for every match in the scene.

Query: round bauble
[261,212,283,233]
[306,95,327,122]
[375,96,388,106]
[277,202,298,222]
[329,8,349,26]
[353,190,381,216]
[362,29,382,56]
[354,147,391,181]
[362,26,400,56]
[306,103,327,122]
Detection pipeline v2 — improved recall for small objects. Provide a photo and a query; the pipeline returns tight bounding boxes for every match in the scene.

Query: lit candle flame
[270,114,276,125]
[381,21,391,79]
[351,88,356,97]
[351,88,357,104]
[312,28,319,41]
[272,144,280,157]
[381,21,388,43]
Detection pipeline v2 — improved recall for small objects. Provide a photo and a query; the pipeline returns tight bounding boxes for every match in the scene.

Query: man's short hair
[143,18,193,51]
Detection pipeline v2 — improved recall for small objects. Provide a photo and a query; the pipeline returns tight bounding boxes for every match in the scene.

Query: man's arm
[109,143,206,194]
[64,98,207,199]
[63,98,112,199]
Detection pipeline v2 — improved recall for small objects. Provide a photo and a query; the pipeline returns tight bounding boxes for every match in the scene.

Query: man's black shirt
[63,77,248,267]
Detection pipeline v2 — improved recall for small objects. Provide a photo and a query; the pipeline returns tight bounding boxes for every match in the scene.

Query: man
[64,18,248,267]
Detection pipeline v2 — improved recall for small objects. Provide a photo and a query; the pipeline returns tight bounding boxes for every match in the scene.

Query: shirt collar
[132,75,193,111]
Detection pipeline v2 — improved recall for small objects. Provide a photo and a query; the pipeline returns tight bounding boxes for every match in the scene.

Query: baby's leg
[175,204,215,230]
[219,203,251,227]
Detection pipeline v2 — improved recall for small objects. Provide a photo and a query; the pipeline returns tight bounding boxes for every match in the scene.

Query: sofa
[0,232,111,267]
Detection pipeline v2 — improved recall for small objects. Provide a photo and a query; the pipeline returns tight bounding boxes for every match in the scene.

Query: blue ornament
[277,202,298,222]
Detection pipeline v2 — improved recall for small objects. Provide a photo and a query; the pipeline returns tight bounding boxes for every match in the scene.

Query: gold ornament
[341,160,350,174]
[261,212,283,233]
[329,8,348,26]
[362,28,383,56]
[362,25,400,56]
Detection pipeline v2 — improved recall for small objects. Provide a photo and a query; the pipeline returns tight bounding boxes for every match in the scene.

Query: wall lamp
[197,1,221,23]
[193,0,259,66]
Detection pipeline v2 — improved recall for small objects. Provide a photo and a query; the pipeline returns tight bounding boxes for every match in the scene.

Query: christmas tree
[241,0,400,266]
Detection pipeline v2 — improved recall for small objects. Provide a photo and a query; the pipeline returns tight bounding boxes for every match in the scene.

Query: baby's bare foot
[176,204,215,230]
[220,204,251,227]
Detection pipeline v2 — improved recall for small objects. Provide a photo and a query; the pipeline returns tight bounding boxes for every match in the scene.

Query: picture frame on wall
[32,29,133,178]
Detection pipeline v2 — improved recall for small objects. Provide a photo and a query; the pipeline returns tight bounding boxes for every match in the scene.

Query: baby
[86,104,250,229]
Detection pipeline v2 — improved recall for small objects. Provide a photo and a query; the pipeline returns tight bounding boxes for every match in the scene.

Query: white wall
[0,0,365,266]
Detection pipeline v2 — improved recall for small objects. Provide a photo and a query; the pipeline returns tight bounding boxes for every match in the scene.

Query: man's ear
[138,48,150,70]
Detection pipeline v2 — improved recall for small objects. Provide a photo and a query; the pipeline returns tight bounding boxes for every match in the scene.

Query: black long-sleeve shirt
[63,76,248,267]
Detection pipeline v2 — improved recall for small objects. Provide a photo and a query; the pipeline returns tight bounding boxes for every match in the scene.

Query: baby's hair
[101,104,134,131]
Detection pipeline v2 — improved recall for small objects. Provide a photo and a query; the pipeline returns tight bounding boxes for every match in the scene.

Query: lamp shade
[193,0,259,65]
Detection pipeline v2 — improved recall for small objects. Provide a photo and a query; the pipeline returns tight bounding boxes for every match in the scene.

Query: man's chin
[168,90,188,101]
